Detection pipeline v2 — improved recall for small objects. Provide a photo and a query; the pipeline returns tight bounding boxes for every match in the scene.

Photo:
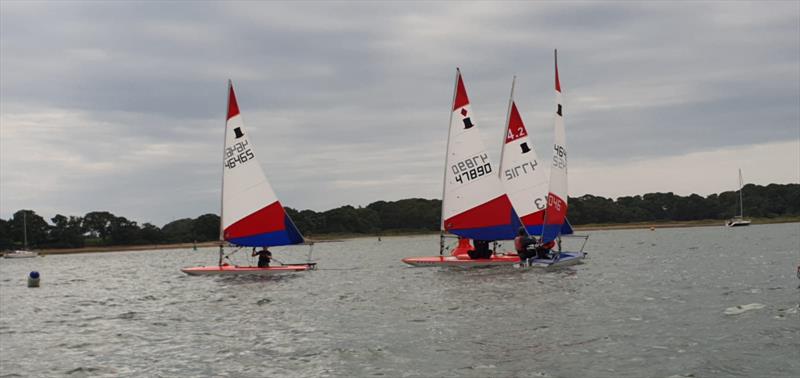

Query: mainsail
[498,77,549,235]
[541,50,571,243]
[221,81,304,247]
[441,69,520,241]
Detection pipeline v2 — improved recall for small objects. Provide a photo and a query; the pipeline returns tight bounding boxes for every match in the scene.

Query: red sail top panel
[505,102,528,143]
[452,71,470,111]
[227,84,240,120]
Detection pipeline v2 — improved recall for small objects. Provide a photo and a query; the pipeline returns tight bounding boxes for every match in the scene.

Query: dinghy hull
[181,264,315,276]
[521,252,584,269]
[402,254,520,268]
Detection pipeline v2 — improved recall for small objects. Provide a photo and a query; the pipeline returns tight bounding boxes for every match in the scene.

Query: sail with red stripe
[541,50,571,243]
[220,80,304,247]
[498,77,549,235]
[441,69,520,241]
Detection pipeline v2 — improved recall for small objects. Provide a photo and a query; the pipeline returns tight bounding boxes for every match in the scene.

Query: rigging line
[306,243,315,264]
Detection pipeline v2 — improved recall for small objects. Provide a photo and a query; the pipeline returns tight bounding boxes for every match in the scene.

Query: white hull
[519,252,584,269]
[4,250,38,258]
[726,219,751,227]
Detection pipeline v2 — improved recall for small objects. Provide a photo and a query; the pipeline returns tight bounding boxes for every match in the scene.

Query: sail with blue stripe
[541,50,571,243]
[441,69,520,241]
[220,81,304,247]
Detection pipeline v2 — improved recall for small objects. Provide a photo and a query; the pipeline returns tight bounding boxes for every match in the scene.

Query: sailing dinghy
[498,76,572,237]
[402,69,523,268]
[182,81,315,276]
[521,50,587,268]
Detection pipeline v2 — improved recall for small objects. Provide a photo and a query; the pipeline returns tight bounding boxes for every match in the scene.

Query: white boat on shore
[4,212,38,258]
[3,250,38,258]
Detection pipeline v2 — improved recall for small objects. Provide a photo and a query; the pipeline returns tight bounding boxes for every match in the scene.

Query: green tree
[140,223,164,244]
[83,211,116,242]
[9,210,48,248]
[109,216,142,244]
[49,214,85,248]
[192,214,220,241]
[0,219,11,250]
[162,218,195,243]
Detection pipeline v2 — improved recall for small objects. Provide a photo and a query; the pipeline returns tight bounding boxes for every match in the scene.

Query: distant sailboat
[402,69,522,268]
[4,212,38,258]
[725,169,751,227]
[182,81,315,275]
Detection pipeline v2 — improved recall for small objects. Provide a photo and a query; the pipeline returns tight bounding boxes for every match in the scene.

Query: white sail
[441,69,519,241]
[499,77,548,234]
[221,81,303,246]
[542,50,569,243]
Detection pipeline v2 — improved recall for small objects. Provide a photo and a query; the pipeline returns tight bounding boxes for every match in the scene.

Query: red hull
[181,264,314,276]
[402,254,520,268]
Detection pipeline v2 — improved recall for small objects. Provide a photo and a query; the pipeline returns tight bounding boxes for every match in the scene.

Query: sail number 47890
[452,153,492,184]
[225,140,255,169]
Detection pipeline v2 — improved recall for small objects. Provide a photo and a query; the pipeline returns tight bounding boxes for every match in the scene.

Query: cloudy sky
[1,1,798,226]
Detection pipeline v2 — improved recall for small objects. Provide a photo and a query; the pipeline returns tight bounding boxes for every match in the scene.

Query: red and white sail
[221,81,303,247]
[499,77,548,234]
[441,69,520,241]
[541,50,569,243]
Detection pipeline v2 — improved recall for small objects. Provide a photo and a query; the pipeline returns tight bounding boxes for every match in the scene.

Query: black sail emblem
[520,142,531,154]
[234,127,244,138]
[556,104,563,117]
[462,117,474,129]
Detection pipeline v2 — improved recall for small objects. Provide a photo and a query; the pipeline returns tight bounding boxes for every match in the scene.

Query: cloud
[1,1,798,226]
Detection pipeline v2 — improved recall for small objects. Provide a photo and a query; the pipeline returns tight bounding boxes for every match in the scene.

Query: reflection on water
[1,223,798,377]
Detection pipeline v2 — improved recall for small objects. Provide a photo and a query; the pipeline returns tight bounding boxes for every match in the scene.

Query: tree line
[0,211,220,250]
[1,183,797,250]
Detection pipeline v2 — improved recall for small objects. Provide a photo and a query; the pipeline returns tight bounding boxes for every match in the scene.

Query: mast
[498,76,516,178]
[499,76,530,236]
[738,168,744,217]
[219,80,232,266]
[23,211,28,250]
[541,48,566,241]
[439,69,460,255]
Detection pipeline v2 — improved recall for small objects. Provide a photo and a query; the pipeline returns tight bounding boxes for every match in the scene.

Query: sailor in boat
[514,228,537,262]
[252,247,272,268]
[467,240,493,259]
[534,239,556,260]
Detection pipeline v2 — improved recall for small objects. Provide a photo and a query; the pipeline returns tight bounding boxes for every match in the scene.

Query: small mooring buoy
[28,271,40,288]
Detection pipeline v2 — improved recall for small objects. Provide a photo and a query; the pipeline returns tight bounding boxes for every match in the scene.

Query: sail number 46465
[452,153,492,184]
[225,140,255,169]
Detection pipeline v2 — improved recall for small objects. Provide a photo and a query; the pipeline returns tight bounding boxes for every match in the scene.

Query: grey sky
[1,1,798,226]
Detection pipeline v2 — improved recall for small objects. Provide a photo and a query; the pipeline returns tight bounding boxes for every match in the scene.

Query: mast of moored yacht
[439,69,460,255]
[738,168,744,217]
[23,211,28,250]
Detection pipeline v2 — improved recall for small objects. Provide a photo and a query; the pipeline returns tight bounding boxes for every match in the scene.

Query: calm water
[1,224,799,377]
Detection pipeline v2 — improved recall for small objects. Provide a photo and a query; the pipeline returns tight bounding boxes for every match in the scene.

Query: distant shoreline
[11,217,798,256]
